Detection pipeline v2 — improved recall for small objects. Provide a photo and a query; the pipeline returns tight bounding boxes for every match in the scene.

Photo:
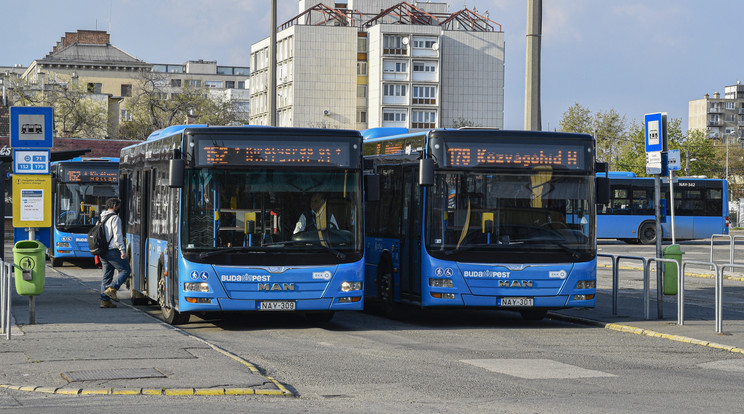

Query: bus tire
[50,257,62,267]
[638,222,656,245]
[157,267,189,325]
[520,309,547,321]
[377,269,401,319]
[305,312,335,323]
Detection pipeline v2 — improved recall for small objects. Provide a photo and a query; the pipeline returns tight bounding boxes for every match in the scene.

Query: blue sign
[13,149,50,174]
[644,112,666,153]
[10,106,54,148]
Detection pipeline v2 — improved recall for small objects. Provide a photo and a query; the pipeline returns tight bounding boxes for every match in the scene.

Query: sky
[2,0,743,132]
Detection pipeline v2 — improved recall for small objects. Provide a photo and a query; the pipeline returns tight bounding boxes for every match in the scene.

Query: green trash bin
[13,240,46,296]
[662,244,684,295]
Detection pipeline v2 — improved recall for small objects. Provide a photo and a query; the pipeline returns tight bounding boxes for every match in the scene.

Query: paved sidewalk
[0,265,293,396]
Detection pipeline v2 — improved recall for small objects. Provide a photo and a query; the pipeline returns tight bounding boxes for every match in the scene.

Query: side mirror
[168,159,184,188]
[596,176,610,205]
[364,173,380,202]
[419,158,434,186]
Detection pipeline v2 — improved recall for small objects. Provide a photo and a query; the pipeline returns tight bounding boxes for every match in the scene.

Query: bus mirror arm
[419,158,434,186]
[596,176,610,205]
[364,174,380,202]
[168,159,184,188]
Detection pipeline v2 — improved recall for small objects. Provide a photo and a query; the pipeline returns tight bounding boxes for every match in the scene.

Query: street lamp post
[684,150,697,176]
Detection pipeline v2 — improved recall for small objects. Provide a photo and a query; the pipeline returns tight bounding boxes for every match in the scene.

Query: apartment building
[3,30,249,138]
[689,81,744,140]
[250,1,504,130]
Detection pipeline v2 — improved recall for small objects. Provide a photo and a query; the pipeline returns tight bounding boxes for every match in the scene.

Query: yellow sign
[12,174,52,228]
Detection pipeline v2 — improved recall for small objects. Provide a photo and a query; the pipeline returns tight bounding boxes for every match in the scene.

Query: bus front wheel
[638,223,656,245]
[520,309,547,321]
[157,269,189,325]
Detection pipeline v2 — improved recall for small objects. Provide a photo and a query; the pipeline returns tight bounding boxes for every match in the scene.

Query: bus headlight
[341,281,362,292]
[429,278,454,288]
[184,282,210,292]
[56,242,70,248]
[576,280,596,289]
[573,294,595,301]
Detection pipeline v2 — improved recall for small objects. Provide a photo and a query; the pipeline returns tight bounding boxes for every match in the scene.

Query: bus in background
[119,125,368,324]
[597,171,728,244]
[362,128,605,321]
[48,158,119,267]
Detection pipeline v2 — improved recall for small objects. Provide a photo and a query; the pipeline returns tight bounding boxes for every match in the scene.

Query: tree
[7,78,109,138]
[119,72,248,140]
[558,103,628,169]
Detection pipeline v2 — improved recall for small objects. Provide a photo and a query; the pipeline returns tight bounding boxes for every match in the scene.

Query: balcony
[707,120,723,127]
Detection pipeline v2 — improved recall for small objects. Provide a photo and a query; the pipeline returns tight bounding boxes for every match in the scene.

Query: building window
[357,37,367,53]
[225,81,235,89]
[185,79,202,87]
[383,84,407,97]
[120,109,132,121]
[170,79,182,87]
[412,38,437,49]
[357,62,368,75]
[86,83,102,94]
[357,85,367,98]
[121,84,132,97]
[237,81,245,89]
[205,80,223,88]
[357,111,367,123]
[383,61,407,73]
[412,110,436,129]
[413,61,436,73]
[412,86,436,105]
[151,64,167,72]
[383,35,407,55]
[383,110,407,122]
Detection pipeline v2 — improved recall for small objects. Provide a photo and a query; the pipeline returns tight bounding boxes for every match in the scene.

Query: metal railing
[644,257,680,320]
[709,233,741,267]
[1,261,12,340]
[600,252,727,333]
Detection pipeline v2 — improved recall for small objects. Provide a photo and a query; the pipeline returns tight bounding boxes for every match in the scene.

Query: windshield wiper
[198,246,255,259]
[444,242,509,256]
[260,240,347,260]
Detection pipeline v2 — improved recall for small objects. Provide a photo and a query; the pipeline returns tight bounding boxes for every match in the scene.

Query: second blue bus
[362,128,605,321]
[49,158,119,267]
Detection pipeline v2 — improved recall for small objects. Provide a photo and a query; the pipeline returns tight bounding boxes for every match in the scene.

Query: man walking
[99,198,130,308]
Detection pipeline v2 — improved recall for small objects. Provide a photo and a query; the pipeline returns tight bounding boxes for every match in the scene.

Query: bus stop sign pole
[646,113,667,318]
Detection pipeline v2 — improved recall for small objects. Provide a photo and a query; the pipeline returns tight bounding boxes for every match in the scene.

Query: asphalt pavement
[0,257,293,397]
[1,241,743,397]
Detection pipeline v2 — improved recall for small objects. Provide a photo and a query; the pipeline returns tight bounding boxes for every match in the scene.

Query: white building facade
[250,1,504,130]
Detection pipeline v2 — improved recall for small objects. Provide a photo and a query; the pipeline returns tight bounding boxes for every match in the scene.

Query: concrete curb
[549,312,744,355]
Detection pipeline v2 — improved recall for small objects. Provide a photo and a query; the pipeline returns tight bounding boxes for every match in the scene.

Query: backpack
[87,214,114,255]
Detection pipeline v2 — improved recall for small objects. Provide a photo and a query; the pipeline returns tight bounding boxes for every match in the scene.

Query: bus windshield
[56,182,118,232]
[426,170,595,263]
[182,168,363,264]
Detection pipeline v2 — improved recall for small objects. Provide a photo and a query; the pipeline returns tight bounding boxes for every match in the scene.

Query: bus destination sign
[198,141,354,167]
[60,167,119,183]
[442,143,586,170]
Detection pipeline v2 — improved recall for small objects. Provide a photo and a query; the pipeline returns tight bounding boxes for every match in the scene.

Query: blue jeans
[99,249,131,301]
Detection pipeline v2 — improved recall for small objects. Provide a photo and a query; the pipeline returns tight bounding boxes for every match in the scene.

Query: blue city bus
[362,128,604,320]
[48,158,119,267]
[597,171,729,244]
[119,125,367,324]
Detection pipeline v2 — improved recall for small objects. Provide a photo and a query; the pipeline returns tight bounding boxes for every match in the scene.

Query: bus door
[399,166,422,302]
[141,170,154,296]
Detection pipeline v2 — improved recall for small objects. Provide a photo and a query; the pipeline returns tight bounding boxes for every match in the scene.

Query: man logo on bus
[259,283,295,291]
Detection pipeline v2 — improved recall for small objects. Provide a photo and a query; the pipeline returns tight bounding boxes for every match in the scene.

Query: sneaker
[104,287,120,302]
[100,300,117,308]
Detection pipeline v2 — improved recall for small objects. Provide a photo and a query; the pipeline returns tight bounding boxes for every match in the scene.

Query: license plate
[258,301,296,311]
[498,297,534,307]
